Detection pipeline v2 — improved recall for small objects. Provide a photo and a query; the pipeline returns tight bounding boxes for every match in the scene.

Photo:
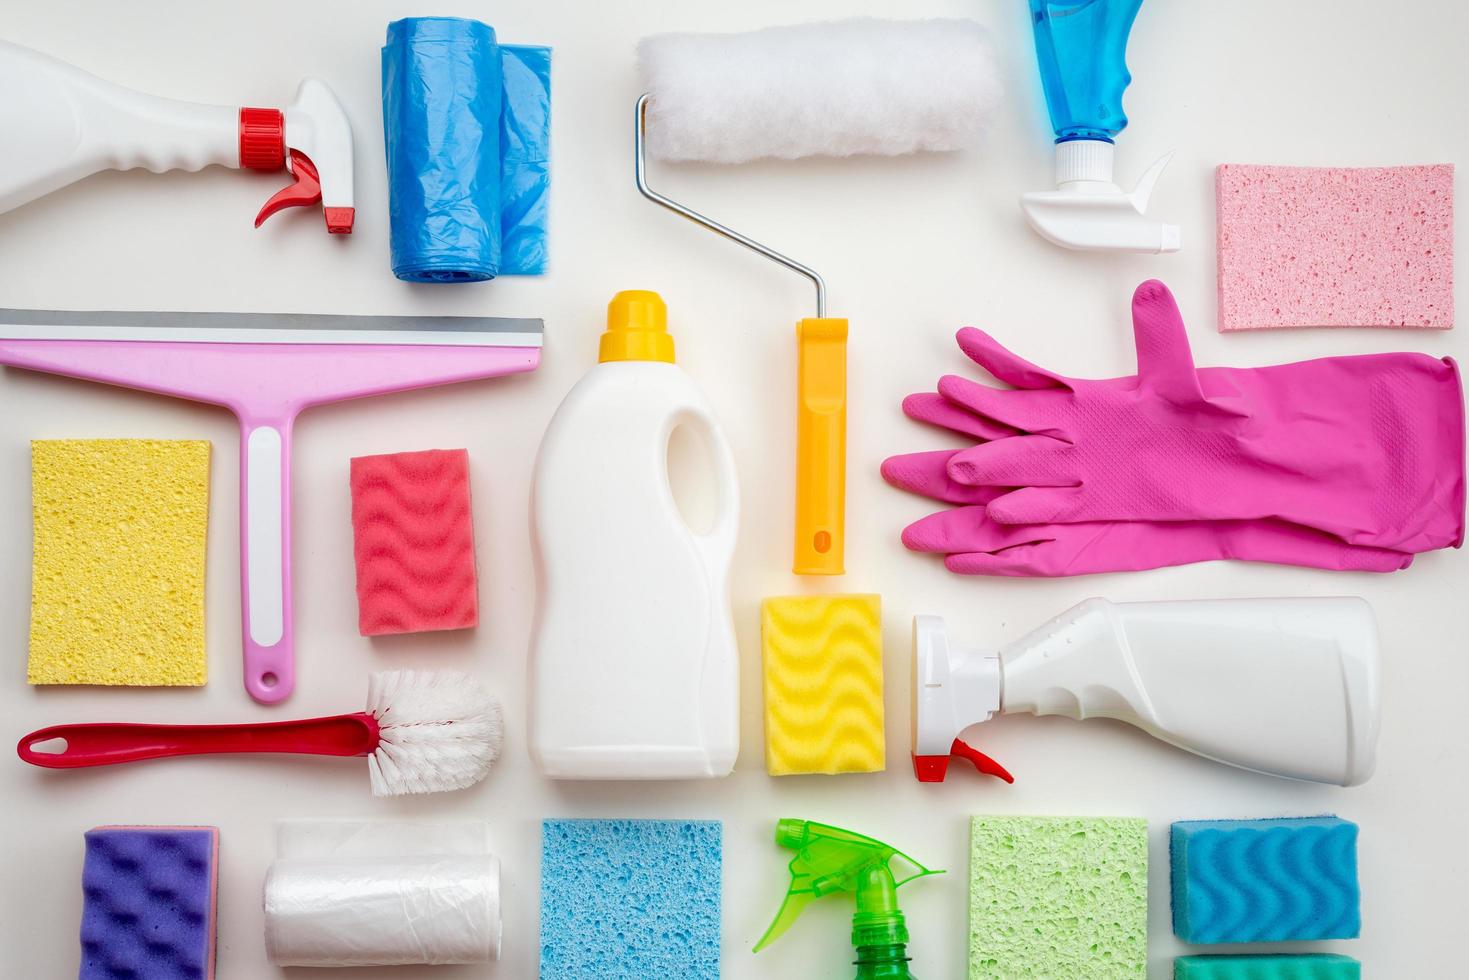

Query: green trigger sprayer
[755,819,942,979]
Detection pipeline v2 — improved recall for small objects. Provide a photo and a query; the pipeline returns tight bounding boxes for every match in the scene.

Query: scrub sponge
[350,449,478,636]
[1175,955,1361,980]
[1171,817,1360,944]
[80,825,219,980]
[969,816,1147,979]
[29,439,210,686]
[540,819,721,980]
[1217,163,1454,330]
[762,594,884,775]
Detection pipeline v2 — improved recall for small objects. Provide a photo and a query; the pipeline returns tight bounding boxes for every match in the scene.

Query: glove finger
[881,450,1008,505]
[948,436,1074,488]
[900,505,1012,553]
[937,375,1063,434]
[901,392,1017,441]
[945,543,1062,577]
[955,327,1068,390]
[946,521,1164,576]
[1131,279,1204,403]
[985,484,1088,524]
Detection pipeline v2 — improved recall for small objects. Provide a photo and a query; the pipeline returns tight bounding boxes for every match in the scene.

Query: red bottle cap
[238,107,285,171]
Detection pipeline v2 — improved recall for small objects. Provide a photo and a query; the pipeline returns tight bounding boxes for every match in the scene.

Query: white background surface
[1,1,1465,976]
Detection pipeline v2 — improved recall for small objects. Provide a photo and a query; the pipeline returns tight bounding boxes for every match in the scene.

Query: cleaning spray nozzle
[250,78,355,233]
[911,615,1015,784]
[1020,143,1179,253]
[755,818,942,973]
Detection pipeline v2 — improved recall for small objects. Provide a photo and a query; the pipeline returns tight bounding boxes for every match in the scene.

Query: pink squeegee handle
[16,713,380,768]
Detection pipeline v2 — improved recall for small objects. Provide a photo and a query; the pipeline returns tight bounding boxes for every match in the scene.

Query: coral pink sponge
[1217,163,1453,331]
[350,449,479,636]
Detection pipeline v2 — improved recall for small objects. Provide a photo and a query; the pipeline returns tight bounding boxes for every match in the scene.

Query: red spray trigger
[904,743,1010,781]
[912,739,1014,783]
[255,150,354,234]
[950,738,1014,783]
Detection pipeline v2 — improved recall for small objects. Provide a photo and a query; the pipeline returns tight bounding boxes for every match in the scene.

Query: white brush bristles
[364,669,504,797]
[639,18,1002,164]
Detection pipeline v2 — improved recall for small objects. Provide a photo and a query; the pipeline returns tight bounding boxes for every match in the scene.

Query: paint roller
[636,18,1002,575]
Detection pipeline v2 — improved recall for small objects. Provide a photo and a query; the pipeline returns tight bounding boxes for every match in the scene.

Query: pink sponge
[350,449,478,636]
[1217,163,1453,331]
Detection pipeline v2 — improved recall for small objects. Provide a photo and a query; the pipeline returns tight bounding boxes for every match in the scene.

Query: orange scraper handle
[794,317,848,575]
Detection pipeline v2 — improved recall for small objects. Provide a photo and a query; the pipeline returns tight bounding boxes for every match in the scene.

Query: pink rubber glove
[932,280,1465,553]
[881,449,1413,576]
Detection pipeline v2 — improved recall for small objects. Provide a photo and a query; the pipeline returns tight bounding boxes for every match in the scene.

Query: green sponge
[1176,955,1361,979]
[969,815,1147,979]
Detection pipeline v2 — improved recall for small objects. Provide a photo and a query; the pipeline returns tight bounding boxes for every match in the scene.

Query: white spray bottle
[0,39,354,232]
[529,291,740,779]
[913,597,1380,787]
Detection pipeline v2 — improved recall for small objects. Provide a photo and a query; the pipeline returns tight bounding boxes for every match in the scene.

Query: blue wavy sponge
[79,826,218,980]
[540,819,721,979]
[1175,954,1361,979]
[1170,817,1359,944]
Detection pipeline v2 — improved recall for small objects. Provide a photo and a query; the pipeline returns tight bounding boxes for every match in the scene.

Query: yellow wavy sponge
[761,594,884,775]
[29,440,211,686]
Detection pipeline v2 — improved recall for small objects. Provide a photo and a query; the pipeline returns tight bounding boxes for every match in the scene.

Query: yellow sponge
[29,439,211,686]
[761,594,884,775]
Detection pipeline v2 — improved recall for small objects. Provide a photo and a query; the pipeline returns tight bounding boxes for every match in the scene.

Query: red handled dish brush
[17,670,502,797]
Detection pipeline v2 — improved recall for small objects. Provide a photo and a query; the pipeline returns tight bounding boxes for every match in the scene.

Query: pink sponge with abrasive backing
[1217,163,1453,331]
[350,449,478,636]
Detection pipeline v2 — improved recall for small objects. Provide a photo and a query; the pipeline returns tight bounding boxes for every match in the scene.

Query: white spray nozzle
[1021,140,1180,253]
[276,78,355,233]
[911,616,1010,783]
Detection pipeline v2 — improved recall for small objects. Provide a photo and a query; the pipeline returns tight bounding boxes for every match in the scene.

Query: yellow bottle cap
[600,290,675,364]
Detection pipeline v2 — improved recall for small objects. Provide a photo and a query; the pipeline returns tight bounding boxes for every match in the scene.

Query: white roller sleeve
[638,18,1003,163]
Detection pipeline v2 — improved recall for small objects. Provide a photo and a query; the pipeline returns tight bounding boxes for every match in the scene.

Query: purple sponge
[79,826,219,980]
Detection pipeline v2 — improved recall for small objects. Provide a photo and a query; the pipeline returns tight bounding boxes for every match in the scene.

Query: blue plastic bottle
[1027,0,1142,143]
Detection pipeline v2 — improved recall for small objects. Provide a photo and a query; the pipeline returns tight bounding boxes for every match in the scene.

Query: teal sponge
[969,816,1147,979]
[540,819,720,979]
[1176,954,1361,979]
[1171,817,1359,944]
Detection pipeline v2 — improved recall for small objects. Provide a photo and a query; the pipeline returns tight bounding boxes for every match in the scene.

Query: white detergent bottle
[529,291,740,779]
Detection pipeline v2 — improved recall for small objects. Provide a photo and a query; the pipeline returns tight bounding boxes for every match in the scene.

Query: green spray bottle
[754,818,943,979]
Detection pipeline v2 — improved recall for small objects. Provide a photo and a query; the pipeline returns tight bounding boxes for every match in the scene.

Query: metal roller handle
[635,93,827,317]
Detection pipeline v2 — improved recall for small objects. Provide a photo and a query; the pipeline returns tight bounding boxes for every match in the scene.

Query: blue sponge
[80,825,219,980]
[540,819,721,980]
[1171,817,1359,944]
[1175,953,1361,979]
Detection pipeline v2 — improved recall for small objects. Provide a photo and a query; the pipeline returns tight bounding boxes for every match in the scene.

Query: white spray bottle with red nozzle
[0,39,354,233]
[913,597,1381,787]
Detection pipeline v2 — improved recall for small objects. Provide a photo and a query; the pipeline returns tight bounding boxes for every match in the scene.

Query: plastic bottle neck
[851,867,913,979]
[854,943,916,979]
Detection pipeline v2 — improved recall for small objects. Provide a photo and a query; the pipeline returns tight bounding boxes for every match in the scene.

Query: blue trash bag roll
[382,17,551,282]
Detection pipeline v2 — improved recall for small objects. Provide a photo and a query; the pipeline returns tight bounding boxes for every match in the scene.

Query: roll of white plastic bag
[264,820,500,967]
